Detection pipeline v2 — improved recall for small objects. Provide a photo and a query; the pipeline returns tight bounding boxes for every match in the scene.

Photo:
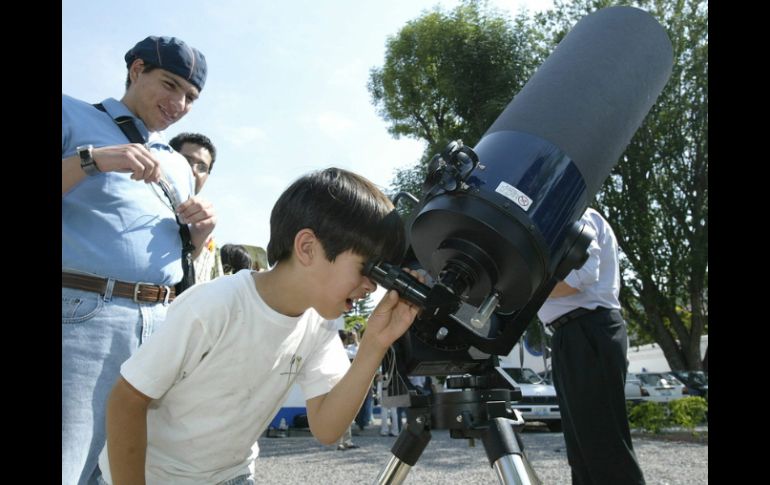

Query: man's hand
[91,143,163,183]
[178,196,217,257]
[62,143,164,195]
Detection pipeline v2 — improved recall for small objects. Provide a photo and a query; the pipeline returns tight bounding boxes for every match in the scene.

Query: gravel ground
[253,424,707,484]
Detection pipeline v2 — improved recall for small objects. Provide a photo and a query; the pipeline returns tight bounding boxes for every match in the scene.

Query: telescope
[367,4,673,377]
[368,6,673,485]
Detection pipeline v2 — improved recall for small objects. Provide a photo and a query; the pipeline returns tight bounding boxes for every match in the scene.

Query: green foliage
[369,0,544,200]
[350,294,374,317]
[388,164,428,218]
[668,396,708,431]
[342,293,376,334]
[627,397,708,433]
[343,314,367,333]
[628,401,668,433]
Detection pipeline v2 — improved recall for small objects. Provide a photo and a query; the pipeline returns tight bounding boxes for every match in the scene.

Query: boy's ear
[128,58,144,84]
[294,229,318,267]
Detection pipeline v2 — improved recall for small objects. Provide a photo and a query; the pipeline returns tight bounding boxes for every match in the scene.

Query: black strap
[94,103,145,144]
[93,103,195,291]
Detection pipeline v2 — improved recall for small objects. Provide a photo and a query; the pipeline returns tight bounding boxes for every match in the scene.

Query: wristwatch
[76,144,100,176]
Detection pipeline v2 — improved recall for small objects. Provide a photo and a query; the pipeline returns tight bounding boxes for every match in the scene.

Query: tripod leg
[373,419,432,485]
[481,417,542,485]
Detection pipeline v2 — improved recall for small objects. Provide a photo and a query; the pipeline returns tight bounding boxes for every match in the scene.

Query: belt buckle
[132,281,154,303]
[162,285,172,305]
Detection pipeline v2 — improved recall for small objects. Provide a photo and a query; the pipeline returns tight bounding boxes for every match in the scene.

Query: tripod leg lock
[481,417,525,466]
[390,419,432,466]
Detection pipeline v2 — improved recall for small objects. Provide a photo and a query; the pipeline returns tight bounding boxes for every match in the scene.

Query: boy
[99,168,419,484]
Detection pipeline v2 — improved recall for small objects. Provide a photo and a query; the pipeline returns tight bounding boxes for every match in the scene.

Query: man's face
[178,142,213,194]
[122,60,200,132]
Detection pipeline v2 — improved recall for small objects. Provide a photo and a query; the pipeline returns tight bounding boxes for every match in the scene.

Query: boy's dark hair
[220,244,253,273]
[169,132,218,172]
[267,167,405,266]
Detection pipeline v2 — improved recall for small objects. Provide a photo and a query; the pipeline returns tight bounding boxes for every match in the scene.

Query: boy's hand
[364,269,424,351]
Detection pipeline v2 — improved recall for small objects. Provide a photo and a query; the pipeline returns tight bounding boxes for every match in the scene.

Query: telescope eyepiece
[363,261,430,308]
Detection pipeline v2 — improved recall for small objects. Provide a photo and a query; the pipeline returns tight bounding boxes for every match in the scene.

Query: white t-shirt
[98,269,350,484]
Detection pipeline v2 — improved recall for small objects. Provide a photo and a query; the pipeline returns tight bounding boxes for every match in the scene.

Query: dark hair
[169,132,217,172]
[220,244,253,273]
[267,167,405,266]
[125,61,159,90]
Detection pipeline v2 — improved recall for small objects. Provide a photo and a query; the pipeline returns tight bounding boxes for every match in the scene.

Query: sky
[63,0,554,306]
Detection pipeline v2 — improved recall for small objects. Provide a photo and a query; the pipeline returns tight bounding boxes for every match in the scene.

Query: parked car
[632,372,688,403]
[502,367,562,432]
[624,373,645,403]
[668,370,708,400]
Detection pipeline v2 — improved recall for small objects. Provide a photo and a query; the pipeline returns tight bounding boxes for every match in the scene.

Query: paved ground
[254,421,708,484]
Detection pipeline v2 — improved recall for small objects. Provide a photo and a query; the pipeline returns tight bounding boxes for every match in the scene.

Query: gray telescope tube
[484,5,674,197]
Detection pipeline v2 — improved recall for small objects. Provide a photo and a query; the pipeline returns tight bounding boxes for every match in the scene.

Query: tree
[350,294,374,317]
[368,0,544,201]
[343,293,375,333]
[538,0,708,370]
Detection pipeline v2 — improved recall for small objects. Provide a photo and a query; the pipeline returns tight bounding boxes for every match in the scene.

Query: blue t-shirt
[62,95,195,285]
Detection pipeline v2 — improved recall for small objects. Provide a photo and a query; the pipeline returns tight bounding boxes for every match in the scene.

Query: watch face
[76,144,93,156]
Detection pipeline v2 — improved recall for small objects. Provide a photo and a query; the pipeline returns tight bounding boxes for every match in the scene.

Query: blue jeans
[62,287,169,485]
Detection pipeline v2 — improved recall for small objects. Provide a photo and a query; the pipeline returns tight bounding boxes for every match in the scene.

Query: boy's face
[312,249,377,320]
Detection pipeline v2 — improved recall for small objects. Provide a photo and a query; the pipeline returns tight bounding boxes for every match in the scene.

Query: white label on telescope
[495,182,533,211]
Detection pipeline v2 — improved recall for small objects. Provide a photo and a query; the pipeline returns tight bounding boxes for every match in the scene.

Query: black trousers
[551,308,646,485]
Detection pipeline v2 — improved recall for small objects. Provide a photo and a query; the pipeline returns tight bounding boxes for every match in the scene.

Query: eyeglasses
[188,160,210,175]
[180,153,211,175]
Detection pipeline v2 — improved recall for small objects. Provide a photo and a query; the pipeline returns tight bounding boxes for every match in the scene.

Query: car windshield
[662,373,685,386]
[681,371,708,386]
[638,373,678,387]
[505,368,544,384]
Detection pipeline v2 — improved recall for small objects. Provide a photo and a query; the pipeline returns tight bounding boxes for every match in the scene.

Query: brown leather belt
[62,272,175,303]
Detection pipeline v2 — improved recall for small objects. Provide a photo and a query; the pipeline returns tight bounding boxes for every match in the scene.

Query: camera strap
[93,103,196,294]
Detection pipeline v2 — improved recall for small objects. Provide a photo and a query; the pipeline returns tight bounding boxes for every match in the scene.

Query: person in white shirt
[537,208,645,485]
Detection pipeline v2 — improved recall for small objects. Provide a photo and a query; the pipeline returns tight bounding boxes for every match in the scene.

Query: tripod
[373,374,542,485]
